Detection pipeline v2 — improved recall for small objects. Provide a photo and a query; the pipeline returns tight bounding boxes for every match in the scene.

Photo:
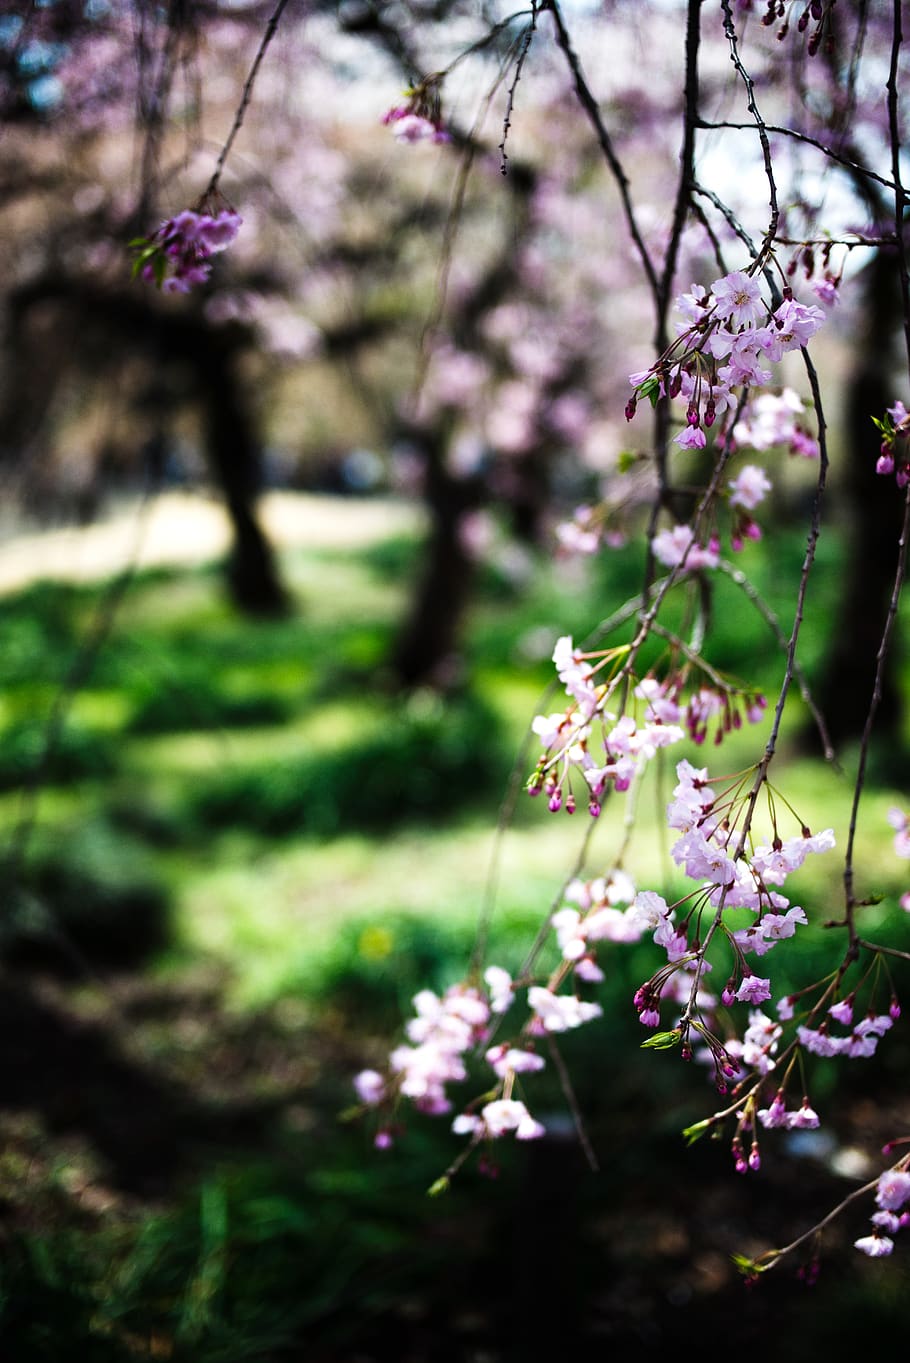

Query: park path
[0,490,422,595]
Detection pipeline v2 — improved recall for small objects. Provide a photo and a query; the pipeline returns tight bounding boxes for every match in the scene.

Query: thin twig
[546,1034,600,1172]
[499,7,539,175]
[715,558,839,767]
[545,0,660,307]
[204,0,291,199]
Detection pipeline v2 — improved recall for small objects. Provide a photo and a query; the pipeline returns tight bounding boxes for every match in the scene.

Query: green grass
[2,497,910,1359]
[1,506,907,999]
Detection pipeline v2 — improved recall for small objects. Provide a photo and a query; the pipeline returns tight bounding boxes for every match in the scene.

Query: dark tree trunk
[391,431,485,690]
[2,278,288,617]
[197,340,288,616]
[814,246,905,753]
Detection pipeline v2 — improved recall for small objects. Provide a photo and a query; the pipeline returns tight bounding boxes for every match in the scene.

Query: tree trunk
[197,340,288,617]
[814,246,905,754]
[391,432,484,690]
[2,278,288,617]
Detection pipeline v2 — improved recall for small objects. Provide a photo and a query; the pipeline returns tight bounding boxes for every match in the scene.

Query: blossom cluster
[626,270,825,450]
[873,401,910,486]
[623,271,824,567]
[732,387,819,460]
[353,972,559,1150]
[855,1167,910,1257]
[527,637,766,816]
[618,759,835,1043]
[130,206,242,294]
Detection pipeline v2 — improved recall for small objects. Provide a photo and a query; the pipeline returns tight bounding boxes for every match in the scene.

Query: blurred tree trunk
[814,245,905,752]
[391,427,484,690]
[196,337,288,616]
[390,163,538,692]
[1,278,287,616]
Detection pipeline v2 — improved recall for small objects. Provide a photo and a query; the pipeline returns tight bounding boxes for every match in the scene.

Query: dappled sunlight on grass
[1,494,909,1361]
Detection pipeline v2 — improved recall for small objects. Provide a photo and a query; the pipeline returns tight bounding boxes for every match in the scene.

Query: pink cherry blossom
[729,464,772,510]
[480,1098,546,1140]
[711,270,765,327]
[354,1069,386,1106]
[652,525,719,571]
[735,974,772,1005]
[528,986,603,1033]
[875,1170,910,1211]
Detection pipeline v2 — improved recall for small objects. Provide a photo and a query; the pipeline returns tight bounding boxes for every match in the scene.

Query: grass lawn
[1,491,908,1359]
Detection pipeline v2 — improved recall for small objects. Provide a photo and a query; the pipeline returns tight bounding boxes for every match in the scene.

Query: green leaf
[640,1028,681,1050]
[427,1177,450,1198]
[731,1253,760,1275]
[617,449,637,473]
[681,1119,711,1146]
[635,375,661,408]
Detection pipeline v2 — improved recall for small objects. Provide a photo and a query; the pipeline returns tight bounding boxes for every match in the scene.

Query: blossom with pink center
[711,270,765,327]
[758,906,808,945]
[733,906,805,957]
[717,344,773,389]
[757,1094,788,1128]
[764,299,826,360]
[672,828,738,886]
[675,282,710,324]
